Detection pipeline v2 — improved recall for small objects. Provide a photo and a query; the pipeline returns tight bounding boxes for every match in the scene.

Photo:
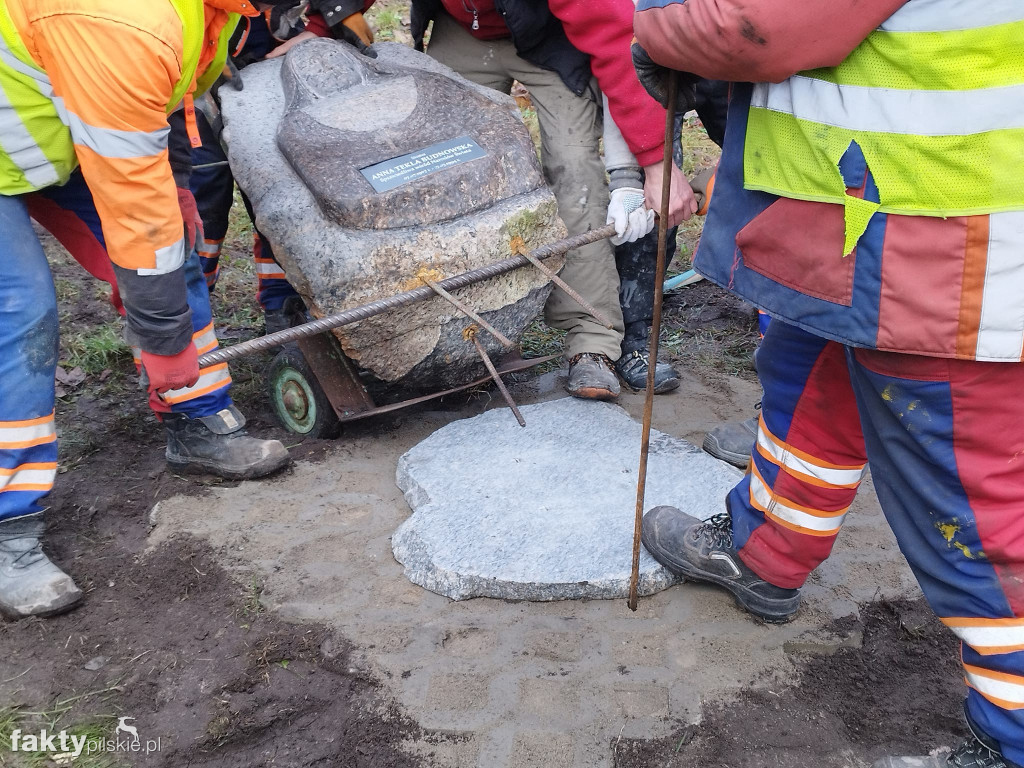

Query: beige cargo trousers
[426,11,625,361]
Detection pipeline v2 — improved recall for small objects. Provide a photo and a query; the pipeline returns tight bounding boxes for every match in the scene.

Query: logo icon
[115,718,139,742]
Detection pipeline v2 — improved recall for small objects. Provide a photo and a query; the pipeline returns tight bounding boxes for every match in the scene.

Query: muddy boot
[264,296,308,338]
[641,505,800,623]
[614,348,680,393]
[566,353,620,400]
[164,405,291,480]
[702,415,758,468]
[874,733,1017,767]
[0,514,83,620]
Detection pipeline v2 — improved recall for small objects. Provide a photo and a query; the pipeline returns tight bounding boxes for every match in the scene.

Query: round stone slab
[392,398,743,601]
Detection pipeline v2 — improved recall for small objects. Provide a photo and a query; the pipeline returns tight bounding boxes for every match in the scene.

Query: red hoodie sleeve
[548,0,667,167]
[634,0,907,84]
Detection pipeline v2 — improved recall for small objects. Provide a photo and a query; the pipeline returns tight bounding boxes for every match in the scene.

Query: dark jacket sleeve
[167,109,192,188]
[308,0,374,30]
[634,0,907,84]
[410,0,440,51]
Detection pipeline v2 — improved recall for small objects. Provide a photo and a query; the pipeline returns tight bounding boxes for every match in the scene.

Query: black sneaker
[614,349,680,394]
[641,506,800,622]
[874,738,1016,767]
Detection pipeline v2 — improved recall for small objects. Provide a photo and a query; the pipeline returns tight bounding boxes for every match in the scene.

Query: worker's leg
[422,11,516,94]
[642,320,868,621]
[235,191,302,325]
[29,171,235,419]
[849,347,1024,767]
[0,194,82,618]
[190,110,234,292]
[613,226,680,393]
[730,319,868,584]
[517,71,623,362]
[29,172,288,480]
[703,311,772,468]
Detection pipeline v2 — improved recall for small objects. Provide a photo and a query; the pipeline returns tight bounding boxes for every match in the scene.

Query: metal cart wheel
[267,346,342,439]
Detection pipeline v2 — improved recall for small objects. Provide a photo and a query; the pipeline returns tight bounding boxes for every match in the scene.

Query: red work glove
[141,346,200,395]
[176,187,203,254]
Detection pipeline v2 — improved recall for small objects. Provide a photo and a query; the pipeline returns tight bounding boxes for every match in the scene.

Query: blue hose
[663,269,703,292]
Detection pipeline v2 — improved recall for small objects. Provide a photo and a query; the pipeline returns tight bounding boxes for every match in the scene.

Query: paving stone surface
[149,372,921,768]
[393,398,742,600]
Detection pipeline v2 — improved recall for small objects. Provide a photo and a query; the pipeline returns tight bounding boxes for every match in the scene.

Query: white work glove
[606,186,655,246]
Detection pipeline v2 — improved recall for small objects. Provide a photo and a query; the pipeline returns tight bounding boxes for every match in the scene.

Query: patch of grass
[372,8,402,39]
[661,322,758,379]
[0,706,125,768]
[62,322,132,375]
[240,575,265,624]
[53,277,79,304]
[678,114,720,176]
[367,1,411,44]
[520,318,565,368]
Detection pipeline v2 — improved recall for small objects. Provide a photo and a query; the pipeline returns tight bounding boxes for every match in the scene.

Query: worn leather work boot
[874,733,1018,767]
[263,296,308,338]
[164,405,291,480]
[702,415,758,468]
[566,353,620,400]
[0,514,83,620]
[614,348,680,394]
[641,505,800,623]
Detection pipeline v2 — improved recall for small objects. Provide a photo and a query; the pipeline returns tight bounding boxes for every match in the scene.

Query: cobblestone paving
[150,371,920,767]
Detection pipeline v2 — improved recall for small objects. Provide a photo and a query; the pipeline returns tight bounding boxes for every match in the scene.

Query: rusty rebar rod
[421,274,514,348]
[197,224,617,368]
[469,330,526,427]
[516,245,615,330]
[629,72,678,612]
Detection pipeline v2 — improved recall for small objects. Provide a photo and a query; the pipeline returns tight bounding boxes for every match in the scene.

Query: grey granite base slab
[393,398,743,601]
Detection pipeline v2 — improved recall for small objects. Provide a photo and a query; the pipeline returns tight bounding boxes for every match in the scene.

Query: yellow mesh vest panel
[743,10,1024,253]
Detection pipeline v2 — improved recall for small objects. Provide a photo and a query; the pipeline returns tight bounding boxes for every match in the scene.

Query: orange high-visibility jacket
[2,0,257,353]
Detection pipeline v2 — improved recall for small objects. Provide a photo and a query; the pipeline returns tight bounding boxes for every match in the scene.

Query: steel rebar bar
[197,224,617,368]
[629,72,678,612]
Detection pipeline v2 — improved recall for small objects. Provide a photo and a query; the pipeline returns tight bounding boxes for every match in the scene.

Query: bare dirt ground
[1,11,969,767]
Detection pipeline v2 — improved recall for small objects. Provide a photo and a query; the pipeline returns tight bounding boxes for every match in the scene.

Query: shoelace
[697,512,735,550]
[569,352,614,368]
[0,533,44,566]
[950,737,1006,767]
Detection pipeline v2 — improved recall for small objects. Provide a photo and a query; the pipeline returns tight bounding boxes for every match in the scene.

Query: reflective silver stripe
[0,38,49,85]
[67,112,168,159]
[749,470,848,535]
[964,664,1024,707]
[162,363,230,404]
[943,618,1024,654]
[0,415,56,449]
[0,88,59,187]
[0,463,57,492]
[880,0,1024,33]
[196,240,223,257]
[976,211,1024,361]
[138,237,187,276]
[751,77,1024,137]
[756,418,866,488]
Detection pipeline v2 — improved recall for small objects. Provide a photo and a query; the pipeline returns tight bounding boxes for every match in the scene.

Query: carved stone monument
[220,41,566,390]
